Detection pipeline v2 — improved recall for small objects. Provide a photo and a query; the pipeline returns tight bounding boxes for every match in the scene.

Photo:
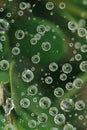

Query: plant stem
[0,83,13,124]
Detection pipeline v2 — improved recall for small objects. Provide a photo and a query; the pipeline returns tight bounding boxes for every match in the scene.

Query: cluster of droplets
[0,1,87,130]
[68,20,87,39]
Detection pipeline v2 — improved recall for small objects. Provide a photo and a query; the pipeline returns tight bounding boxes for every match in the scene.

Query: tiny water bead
[20,98,30,108]
[54,87,64,98]
[39,97,51,109]
[0,60,9,71]
[28,84,38,96]
[30,38,37,45]
[65,82,74,91]
[34,33,41,40]
[41,42,51,51]
[60,98,74,112]
[46,2,54,11]
[0,19,9,34]
[77,27,87,37]
[68,21,78,31]
[62,63,72,74]
[75,54,82,61]
[37,113,48,123]
[31,54,40,64]
[54,114,66,125]
[59,2,66,10]
[12,47,20,55]
[28,120,36,129]
[4,124,15,130]
[45,76,53,84]
[63,123,75,130]
[80,61,87,72]
[75,100,85,111]
[73,78,83,89]
[19,2,28,10]
[49,107,58,116]
[37,25,46,35]
[15,29,25,40]
[74,42,81,50]
[22,69,34,83]
[59,73,67,81]
[81,44,87,53]
[49,62,58,72]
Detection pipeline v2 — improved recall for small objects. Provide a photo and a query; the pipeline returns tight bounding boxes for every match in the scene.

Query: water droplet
[31,54,40,64]
[22,69,34,83]
[80,61,87,72]
[0,60,9,71]
[60,98,74,112]
[45,76,53,84]
[28,84,38,96]
[41,42,51,51]
[68,21,77,31]
[62,63,72,74]
[20,98,30,108]
[75,100,85,111]
[46,2,54,11]
[49,62,58,72]
[49,107,58,116]
[54,87,64,98]
[12,47,20,55]
[73,78,83,89]
[15,29,25,40]
[39,97,51,109]
[54,114,66,125]
[28,120,36,129]
[37,113,48,123]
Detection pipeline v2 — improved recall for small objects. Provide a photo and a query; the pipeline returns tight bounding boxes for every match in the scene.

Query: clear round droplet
[68,21,77,31]
[80,61,87,72]
[37,113,48,123]
[81,44,87,53]
[37,25,46,35]
[0,60,9,71]
[54,114,66,125]
[65,82,74,91]
[49,62,58,72]
[54,87,64,98]
[41,42,51,51]
[28,84,38,96]
[22,69,34,83]
[62,63,72,74]
[12,47,20,55]
[39,97,51,109]
[75,100,85,111]
[31,54,40,64]
[15,29,25,40]
[49,107,58,116]
[45,76,53,84]
[28,120,36,129]
[46,2,54,11]
[20,98,30,108]
[73,78,83,89]
[60,73,67,81]
[60,98,74,112]
[77,27,86,37]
